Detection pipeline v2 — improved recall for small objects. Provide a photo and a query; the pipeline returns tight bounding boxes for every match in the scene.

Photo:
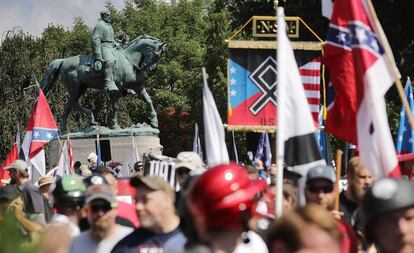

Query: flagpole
[334,149,343,211]
[275,2,285,219]
[66,132,74,174]
[365,0,414,131]
[131,132,138,162]
[96,134,101,166]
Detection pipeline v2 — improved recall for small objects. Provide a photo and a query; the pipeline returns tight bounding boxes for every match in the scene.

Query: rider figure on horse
[92,10,119,92]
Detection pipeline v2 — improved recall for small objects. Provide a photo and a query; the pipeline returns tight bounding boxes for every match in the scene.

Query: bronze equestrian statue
[40,34,167,133]
[92,10,119,92]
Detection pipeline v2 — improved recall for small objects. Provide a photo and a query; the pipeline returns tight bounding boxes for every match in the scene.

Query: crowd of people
[1,151,414,253]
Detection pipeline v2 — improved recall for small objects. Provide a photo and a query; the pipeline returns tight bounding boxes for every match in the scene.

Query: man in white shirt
[70,184,133,253]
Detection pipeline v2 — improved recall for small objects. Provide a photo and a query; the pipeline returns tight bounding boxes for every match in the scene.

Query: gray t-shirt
[21,181,45,214]
[70,225,133,253]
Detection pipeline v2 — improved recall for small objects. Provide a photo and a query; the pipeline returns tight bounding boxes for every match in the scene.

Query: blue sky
[0,0,126,39]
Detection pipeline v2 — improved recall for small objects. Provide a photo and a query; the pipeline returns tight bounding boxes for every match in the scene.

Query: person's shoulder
[116,225,134,236]
[163,230,187,253]
[112,228,154,250]
[23,181,38,192]
[70,231,93,253]
[167,227,184,237]
[73,230,91,240]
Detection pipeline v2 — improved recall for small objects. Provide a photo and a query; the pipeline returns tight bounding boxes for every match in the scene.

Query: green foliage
[0,33,38,157]
[0,211,39,253]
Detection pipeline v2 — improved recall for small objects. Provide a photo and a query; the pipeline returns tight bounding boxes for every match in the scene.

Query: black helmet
[362,178,414,240]
[52,174,87,211]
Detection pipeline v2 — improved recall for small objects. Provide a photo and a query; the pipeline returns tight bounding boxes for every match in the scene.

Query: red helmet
[188,163,267,230]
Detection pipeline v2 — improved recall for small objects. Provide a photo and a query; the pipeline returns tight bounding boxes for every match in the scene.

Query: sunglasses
[89,201,112,213]
[307,184,334,194]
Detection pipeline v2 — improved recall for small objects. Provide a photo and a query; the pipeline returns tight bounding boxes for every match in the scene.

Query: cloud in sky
[0,0,126,39]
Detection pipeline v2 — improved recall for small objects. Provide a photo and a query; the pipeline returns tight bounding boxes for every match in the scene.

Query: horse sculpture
[40,35,167,133]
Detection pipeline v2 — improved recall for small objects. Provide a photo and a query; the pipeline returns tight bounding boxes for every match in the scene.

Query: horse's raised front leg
[141,88,158,128]
[110,92,121,130]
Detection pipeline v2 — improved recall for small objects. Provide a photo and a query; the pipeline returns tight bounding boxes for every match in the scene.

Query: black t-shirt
[339,191,358,225]
[111,227,183,253]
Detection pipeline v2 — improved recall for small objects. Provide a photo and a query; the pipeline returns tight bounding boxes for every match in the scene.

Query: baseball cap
[5,160,27,172]
[38,176,55,188]
[0,185,21,201]
[85,184,117,207]
[175,152,203,171]
[363,179,414,228]
[306,165,336,184]
[130,175,175,201]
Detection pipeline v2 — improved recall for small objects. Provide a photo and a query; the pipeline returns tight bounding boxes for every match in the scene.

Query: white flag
[276,7,326,214]
[202,67,229,167]
[56,141,71,177]
[21,130,45,182]
[321,0,333,19]
[122,146,138,177]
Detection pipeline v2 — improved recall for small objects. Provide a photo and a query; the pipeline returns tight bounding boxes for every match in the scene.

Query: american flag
[299,57,321,124]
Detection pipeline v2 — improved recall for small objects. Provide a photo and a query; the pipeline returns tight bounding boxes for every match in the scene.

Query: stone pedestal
[70,135,162,164]
[49,125,163,167]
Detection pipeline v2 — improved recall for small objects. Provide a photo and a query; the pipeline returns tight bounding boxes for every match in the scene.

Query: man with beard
[5,160,46,225]
[339,157,374,225]
[112,175,184,253]
[70,184,133,253]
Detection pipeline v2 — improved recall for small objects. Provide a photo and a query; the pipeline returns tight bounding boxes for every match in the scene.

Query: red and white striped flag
[300,58,321,124]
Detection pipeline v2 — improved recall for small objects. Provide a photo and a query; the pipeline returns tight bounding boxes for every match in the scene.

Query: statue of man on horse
[40,12,167,134]
[92,10,119,92]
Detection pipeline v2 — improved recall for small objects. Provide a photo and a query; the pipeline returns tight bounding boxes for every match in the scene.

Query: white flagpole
[275,5,286,218]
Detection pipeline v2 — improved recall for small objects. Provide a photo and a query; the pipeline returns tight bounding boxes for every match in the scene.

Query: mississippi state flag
[324,0,400,178]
